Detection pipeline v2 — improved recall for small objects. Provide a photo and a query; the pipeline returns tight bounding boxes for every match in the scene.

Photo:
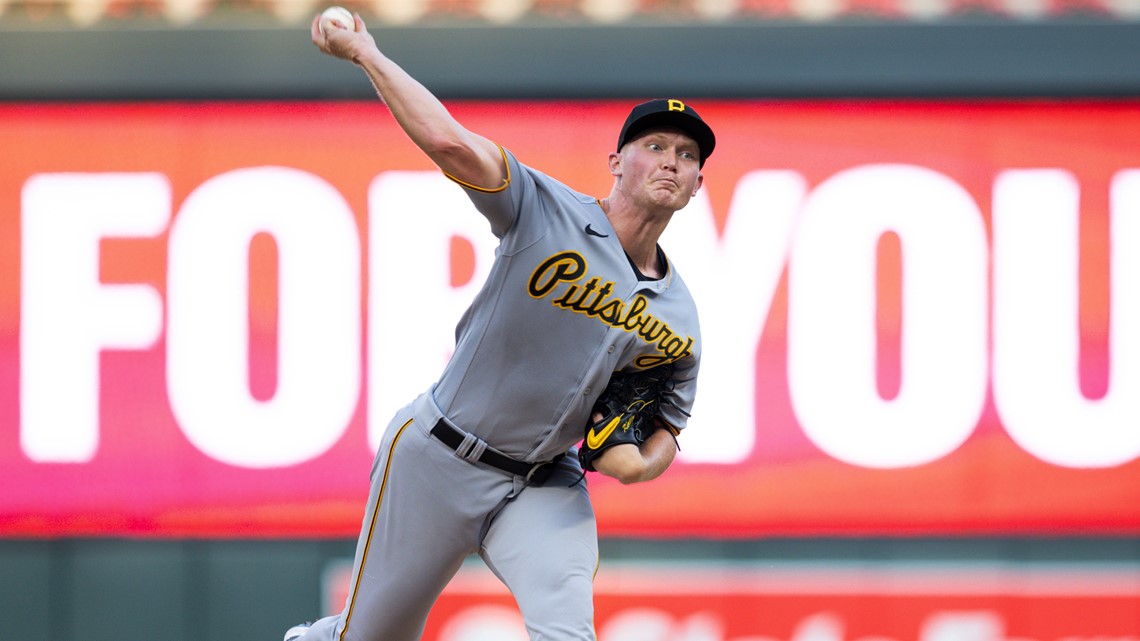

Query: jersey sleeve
[446,146,538,240]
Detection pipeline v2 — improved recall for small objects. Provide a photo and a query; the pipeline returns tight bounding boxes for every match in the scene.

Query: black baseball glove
[578,363,687,472]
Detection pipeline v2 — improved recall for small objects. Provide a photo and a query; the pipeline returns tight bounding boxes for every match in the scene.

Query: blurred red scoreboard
[317,562,1140,641]
[2,100,1140,537]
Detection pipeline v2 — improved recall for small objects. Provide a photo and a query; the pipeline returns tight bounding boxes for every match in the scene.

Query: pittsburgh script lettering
[527,251,693,367]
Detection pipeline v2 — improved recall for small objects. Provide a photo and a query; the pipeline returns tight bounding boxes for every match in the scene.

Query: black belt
[430,420,563,482]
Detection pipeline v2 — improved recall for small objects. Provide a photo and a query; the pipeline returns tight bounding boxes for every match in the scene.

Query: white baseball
[319,6,354,34]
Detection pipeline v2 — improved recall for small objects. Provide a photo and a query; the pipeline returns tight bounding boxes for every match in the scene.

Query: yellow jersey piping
[443,144,511,193]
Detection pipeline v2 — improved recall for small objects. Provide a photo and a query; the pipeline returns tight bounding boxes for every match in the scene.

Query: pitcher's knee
[515,573,595,641]
[522,605,595,641]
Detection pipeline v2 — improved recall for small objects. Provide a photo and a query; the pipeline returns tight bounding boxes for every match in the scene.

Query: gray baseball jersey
[438,146,701,460]
[294,147,702,641]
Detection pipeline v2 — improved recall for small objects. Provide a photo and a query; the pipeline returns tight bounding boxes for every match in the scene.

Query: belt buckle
[525,454,565,485]
[524,461,547,482]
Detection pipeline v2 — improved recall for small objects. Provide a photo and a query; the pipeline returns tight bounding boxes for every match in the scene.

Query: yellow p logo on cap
[667,99,686,112]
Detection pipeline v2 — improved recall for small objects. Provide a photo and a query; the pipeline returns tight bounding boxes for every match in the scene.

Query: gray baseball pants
[297,398,598,641]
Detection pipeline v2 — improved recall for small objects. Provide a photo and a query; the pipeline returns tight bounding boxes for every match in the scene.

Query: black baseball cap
[616,99,716,168]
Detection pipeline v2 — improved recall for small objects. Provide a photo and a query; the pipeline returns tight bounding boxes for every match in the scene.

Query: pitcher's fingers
[310,15,324,44]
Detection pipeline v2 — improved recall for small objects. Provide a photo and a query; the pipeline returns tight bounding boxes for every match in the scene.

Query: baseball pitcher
[285,10,715,641]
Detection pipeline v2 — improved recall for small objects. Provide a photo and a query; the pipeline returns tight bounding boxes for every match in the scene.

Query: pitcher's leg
[300,416,491,641]
[480,466,598,641]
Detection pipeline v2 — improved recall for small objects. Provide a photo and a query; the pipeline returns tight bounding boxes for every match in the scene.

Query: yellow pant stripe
[339,417,415,641]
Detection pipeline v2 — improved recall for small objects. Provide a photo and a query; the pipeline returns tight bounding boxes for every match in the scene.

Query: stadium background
[3,2,1140,640]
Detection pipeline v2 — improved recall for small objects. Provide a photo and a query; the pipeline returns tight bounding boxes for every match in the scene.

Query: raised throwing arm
[310,12,507,191]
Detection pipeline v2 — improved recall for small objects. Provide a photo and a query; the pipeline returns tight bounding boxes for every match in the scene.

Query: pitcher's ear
[608,151,622,175]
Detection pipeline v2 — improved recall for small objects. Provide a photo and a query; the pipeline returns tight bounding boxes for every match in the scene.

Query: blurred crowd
[1,0,1135,31]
